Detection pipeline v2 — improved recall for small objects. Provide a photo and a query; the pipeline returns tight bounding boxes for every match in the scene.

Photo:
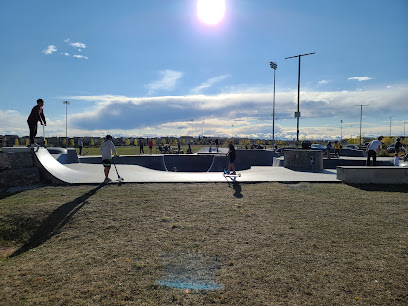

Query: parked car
[387,144,395,153]
[361,142,370,150]
[311,144,326,150]
[344,144,359,150]
[276,147,297,154]
[311,144,328,154]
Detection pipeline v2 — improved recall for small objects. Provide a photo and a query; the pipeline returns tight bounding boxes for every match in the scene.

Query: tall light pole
[285,52,315,147]
[355,105,367,148]
[388,116,395,137]
[190,119,194,138]
[202,122,205,138]
[269,61,277,148]
[340,120,343,142]
[232,124,234,139]
[62,101,70,148]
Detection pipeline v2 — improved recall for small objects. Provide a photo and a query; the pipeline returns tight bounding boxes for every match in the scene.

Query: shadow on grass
[9,183,106,258]
[347,183,408,193]
[227,182,243,198]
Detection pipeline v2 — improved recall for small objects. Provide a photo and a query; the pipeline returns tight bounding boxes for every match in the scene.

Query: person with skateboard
[100,135,118,183]
[226,141,236,175]
[27,99,46,147]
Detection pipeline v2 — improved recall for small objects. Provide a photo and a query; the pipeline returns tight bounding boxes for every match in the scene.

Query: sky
[1,0,407,141]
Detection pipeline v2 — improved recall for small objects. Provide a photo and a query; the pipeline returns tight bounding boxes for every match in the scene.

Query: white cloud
[191,74,231,94]
[42,45,57,55]
[318,80,329,85]
[69,42,86,49]
[60,85,408,138]
[145,70,183,94]
[61,52,70,56]
[5,84,407,139]
[73,55,88,59]
[348,76,373,82]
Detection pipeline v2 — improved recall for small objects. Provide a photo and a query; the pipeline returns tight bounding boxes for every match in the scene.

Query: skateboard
[223,173,241,177]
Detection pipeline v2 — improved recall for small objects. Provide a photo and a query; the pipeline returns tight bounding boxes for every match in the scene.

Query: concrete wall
[0,149,41,187]
[284,150,323,171]
[337,166,408,184]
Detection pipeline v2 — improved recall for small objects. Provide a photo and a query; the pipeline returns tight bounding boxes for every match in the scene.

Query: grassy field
[1,183,407,305]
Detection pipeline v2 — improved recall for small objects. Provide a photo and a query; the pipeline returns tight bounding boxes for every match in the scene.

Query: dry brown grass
[1,182,407,305]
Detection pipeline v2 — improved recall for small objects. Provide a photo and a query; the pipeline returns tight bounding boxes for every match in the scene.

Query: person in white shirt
[366,136,383,166]
[100,135,118,182]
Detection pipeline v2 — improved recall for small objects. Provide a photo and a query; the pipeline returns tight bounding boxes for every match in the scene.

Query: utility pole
[285,52,315,147]
[355,104,367,148]
[62,101,70,148]
[388,116,395,137]
[269,61,277,148]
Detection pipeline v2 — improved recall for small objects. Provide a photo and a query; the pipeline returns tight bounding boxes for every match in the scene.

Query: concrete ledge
[337,166,408,184]
[284,149,323,171]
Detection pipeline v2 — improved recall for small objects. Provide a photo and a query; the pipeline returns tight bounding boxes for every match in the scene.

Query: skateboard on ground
[223,171,241,178]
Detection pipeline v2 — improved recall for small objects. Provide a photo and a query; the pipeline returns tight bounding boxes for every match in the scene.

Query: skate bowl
[78,153,252,172]
[1,147,340,185]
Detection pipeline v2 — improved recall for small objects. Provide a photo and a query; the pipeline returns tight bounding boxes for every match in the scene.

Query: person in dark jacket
[27,99,46,147]
[227,141,236,174]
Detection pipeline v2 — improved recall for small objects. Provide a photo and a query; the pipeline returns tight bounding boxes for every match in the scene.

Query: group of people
[366,136,406,166]
[326,141,342,159]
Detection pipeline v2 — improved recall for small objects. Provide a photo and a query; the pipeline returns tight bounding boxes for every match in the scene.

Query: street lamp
[355,105,367,148]
[62,101,70,148]
[340,120,343,142]
[269,61,278,148]
[285,52,315,147]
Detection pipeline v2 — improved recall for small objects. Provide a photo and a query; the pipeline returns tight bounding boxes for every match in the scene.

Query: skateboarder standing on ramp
[27,99,46,147]
[100,135,118,183]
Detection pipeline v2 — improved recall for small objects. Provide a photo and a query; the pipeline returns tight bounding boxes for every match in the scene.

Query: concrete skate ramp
[164,155,214,172]
[79,155,167,171]
[79,154,250,172]
[33,147,87,184]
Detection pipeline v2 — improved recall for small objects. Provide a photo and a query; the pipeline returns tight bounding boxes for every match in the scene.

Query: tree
[134,138,138,146]
[25,139,29,146]
[382,136,394,148]
[90,139,94,146]
[14,138,19,146]
[70,139,74,147]
[125,138,130,146]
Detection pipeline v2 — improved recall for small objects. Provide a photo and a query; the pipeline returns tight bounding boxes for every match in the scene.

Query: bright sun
[197,0,226,25]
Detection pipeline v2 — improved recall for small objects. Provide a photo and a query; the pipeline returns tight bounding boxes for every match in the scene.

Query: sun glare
[197,0,226,25]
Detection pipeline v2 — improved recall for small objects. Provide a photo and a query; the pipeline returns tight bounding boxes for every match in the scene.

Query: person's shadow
[10,184,105,258]
[230,182,243,198]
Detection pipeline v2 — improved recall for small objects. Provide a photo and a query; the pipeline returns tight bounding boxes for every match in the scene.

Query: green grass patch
[1,183,407,304]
